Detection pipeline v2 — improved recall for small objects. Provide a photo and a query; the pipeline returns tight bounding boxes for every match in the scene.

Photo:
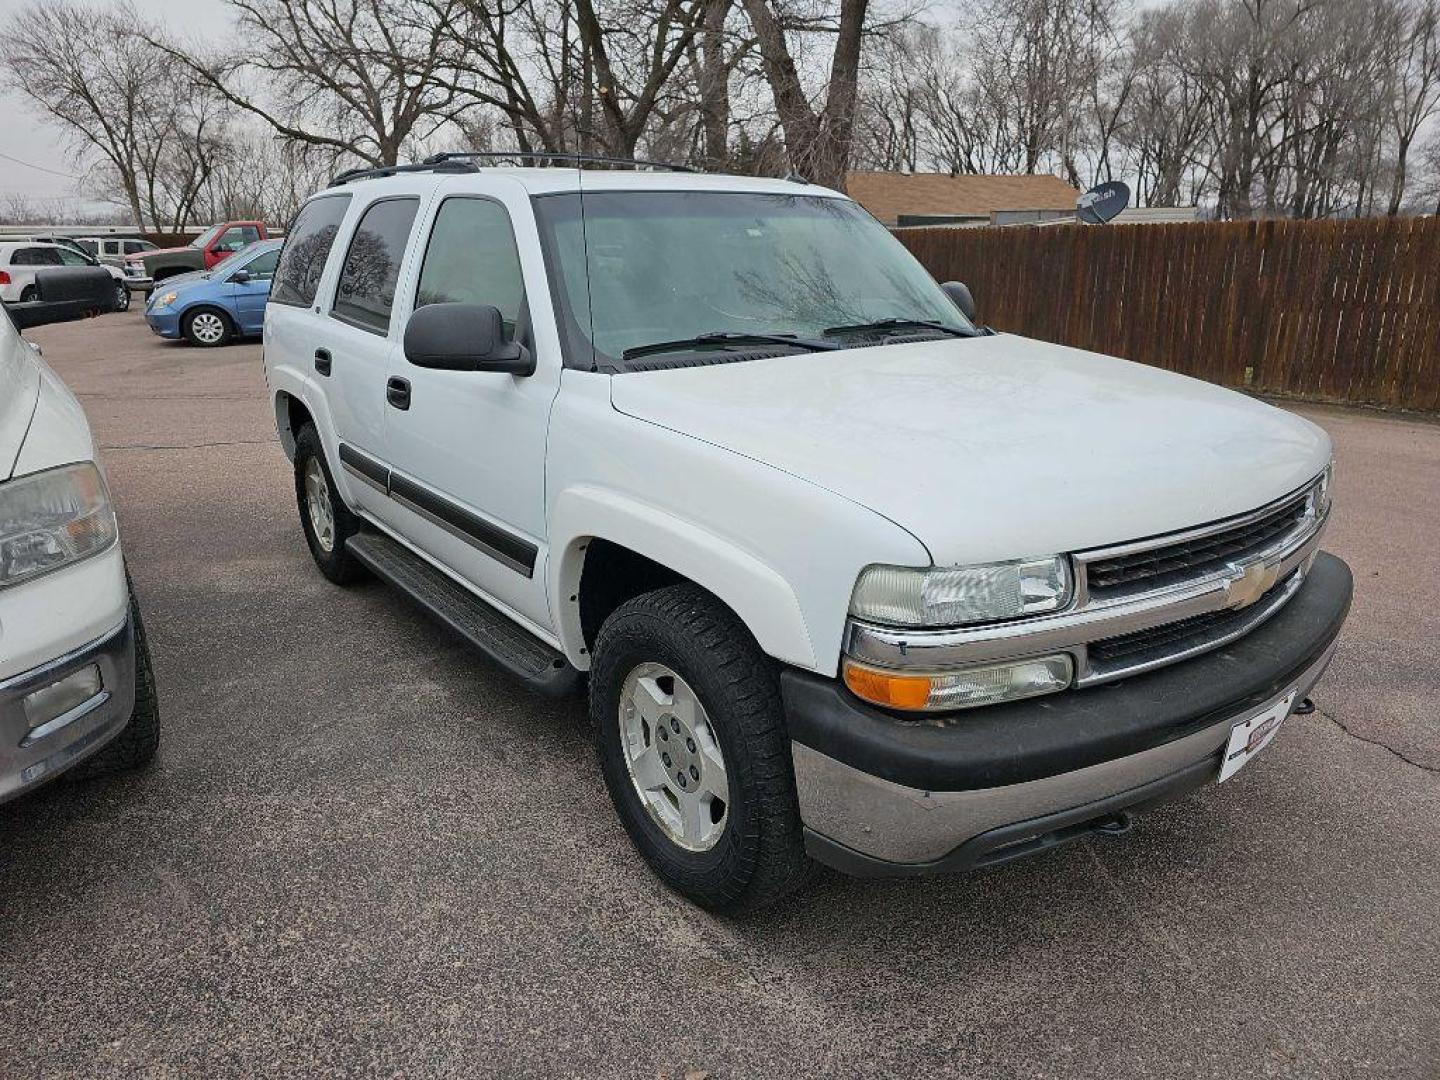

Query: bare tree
[739,0,871,189]
[154,0,476,167]
[2,2,223,229]
[1387,0,1440,213]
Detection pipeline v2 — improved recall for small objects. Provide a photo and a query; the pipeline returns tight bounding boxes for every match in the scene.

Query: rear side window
[415,198,524,331]
[272,195,352,308]
[332,197,419,334]
[13,248,63,266]
[77,240,97,255]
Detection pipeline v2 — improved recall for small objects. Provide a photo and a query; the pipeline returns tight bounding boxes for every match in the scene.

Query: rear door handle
[386,376,411,411]
[314,348,332,376]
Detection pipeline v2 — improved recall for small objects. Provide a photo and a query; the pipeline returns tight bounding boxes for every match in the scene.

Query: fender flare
[549,485,818,672]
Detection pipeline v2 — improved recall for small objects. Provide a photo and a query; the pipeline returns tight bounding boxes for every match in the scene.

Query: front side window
[77,240,97,255]
[534,191,969,369]
[241,248,280,280]
[415,198,524,333]
[123,241,148,254]
[56,248,95,266]
[215,225,261,254]
[332,198,419,334]
[272,195,351,308]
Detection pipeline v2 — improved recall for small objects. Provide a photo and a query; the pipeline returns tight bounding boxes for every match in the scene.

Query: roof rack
[423,151,695,173]
[328,151,695,187]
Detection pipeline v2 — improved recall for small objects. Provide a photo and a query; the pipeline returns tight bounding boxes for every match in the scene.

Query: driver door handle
[386,376,411,411]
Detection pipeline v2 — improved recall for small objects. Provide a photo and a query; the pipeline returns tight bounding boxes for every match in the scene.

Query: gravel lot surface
[2,311,1436,1079]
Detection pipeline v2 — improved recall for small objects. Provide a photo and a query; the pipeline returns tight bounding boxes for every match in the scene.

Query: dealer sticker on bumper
[1219,690,1297,783]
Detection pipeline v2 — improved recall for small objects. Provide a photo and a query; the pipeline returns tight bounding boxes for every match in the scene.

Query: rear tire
[591,583,813,912]
[182,307,232,347]
[71,584,159,779]
[19,285,36,303]
[294,423,365,584]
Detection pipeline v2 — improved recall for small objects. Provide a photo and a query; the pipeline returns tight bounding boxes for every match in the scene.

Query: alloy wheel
[619,662,729,852]
[304,457,336,552]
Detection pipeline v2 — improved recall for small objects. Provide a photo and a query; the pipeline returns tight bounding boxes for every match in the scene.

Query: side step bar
[346,531,583,698]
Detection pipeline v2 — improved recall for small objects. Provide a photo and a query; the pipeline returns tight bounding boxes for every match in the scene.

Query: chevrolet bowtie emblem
[1224,560,1279,610]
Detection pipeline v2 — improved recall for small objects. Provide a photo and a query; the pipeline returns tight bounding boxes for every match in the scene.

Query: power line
[0,150,82,180]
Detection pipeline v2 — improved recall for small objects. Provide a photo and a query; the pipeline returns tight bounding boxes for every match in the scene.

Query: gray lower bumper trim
[795,639,1337,868]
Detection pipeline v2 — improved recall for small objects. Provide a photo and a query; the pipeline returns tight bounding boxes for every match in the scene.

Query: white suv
[263,156,1350,910]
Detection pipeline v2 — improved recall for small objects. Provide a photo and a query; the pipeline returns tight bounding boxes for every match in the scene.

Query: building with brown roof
[846,171,1083,227]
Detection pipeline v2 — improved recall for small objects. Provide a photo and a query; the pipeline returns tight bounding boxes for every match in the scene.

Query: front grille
[1084,491,1311,600]
[1085,570,1300,679]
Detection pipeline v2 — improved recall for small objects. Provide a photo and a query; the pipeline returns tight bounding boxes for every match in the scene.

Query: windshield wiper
[823,317,978,339]
[622,331,840,361]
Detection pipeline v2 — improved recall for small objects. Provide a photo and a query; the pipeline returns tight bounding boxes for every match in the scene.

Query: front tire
[71,584,159,779]
[182,307,231,347]
[591,583,813,912]
[113,281,131,312]
[293,423,365,584]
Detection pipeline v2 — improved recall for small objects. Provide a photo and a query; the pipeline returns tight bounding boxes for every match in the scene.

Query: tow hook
[1093,812,1134,838]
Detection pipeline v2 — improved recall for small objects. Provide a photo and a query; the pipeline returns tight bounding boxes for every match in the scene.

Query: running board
[346,531,582,698]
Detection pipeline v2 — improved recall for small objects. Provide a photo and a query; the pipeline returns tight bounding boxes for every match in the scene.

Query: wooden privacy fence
[897,216,1440,412]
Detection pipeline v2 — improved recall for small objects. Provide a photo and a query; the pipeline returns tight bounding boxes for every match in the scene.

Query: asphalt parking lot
[2,310,1437,1079]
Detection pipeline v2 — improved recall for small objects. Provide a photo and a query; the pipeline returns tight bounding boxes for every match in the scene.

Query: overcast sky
[0,0,232,209]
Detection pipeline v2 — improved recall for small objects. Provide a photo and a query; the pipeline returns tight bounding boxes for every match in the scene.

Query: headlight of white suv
[849,557,1071,628]
[0,463,117,589]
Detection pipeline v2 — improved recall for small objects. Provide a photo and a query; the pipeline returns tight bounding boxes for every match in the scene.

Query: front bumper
[145,307,182,338]
[0,617,136,805]
[785,551,1353,875]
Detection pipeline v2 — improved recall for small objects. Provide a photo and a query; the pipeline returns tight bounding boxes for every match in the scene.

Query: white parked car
[0,242,133,312]
[262,157,1351,911]
[77,236,158,289]
[1,268,159,803]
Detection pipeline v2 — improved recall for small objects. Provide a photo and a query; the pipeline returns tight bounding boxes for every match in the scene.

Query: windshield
[209,243,265,277]
[533,191,971,369]
[191,224,224,249]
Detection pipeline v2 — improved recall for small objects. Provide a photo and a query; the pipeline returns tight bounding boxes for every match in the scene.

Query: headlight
[155,291,178,308]
[0,463,118,590]
[1314,461,1333,516]
[849,557,1071,628]
[843,654,1074,712]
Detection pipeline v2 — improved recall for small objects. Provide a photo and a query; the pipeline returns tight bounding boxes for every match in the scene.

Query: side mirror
[941,281,977,323]
[231,269,251,284]
[4,266,117,330]
[404,303,533,375]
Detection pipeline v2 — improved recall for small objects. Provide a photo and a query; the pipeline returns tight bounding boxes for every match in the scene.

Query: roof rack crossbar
[422,151,695,173]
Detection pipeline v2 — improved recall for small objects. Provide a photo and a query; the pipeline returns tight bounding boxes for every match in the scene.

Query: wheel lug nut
[660,728,668,741]
[686,737,696,752]
[676,773,687,788]
[670,718,681,733]
[662,752,672,767]
[689,765,699,781]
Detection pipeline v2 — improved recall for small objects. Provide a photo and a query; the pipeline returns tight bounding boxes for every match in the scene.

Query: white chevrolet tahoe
[263,156,1350,911]
[1,269,159,803]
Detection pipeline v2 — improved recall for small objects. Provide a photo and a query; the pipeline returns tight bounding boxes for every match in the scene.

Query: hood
[0,325,42,480]
[151,270,212,296]
[609,335,1331,565]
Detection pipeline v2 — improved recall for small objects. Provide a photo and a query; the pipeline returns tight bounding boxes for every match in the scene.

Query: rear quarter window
[272,195,352,308]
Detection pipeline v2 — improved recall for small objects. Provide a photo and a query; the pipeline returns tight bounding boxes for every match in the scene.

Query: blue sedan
[145,239,282,347]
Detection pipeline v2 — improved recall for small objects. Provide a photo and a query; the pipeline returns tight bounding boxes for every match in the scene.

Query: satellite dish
[1077,181,1130,225]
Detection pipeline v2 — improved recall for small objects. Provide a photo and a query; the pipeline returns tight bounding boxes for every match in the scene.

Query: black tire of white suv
[293,423,366,584]
[591,583,814,912]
